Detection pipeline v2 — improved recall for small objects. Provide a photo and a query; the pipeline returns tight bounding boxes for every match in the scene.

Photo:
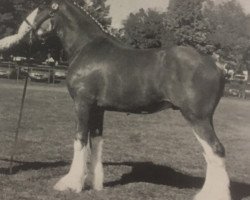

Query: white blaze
[0,8,39,51]
[194,132,231,200]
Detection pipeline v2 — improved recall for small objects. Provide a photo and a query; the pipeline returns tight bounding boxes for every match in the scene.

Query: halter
[24,2,59,35]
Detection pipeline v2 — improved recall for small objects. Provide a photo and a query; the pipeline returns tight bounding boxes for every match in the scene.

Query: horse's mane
[71,0,117,38]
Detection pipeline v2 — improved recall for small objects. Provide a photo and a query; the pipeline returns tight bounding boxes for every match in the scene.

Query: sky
[106,0,250,29]
[107,0,169,28]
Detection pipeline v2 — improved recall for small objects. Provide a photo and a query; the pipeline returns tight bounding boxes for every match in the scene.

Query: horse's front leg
[54,98,91,193]
[89,108,104,191]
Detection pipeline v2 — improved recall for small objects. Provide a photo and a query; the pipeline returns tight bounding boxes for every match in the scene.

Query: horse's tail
[0,8,39,52]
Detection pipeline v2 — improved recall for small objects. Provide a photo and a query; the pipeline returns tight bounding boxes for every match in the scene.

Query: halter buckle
[51,3,59,10]
[50,3,59,17]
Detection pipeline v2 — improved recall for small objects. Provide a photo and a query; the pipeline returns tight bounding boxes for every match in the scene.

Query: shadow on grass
[0,158,68,175]
[104,161,250,200]
[0,159,249,200]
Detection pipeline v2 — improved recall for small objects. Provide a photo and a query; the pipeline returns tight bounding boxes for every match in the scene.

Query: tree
[0,1,16,38]
[122,8,166,49]
[165,0,213,54]
[203,0,250,67]
[84,0,112,29]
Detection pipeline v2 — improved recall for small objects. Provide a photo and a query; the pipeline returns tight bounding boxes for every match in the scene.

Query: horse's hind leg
[185,116,231,200]
[54,98,91,193]
[89,108,104,191]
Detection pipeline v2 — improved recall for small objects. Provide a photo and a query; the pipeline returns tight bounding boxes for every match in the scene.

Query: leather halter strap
[24,18,36,31]
[25,4,59,33]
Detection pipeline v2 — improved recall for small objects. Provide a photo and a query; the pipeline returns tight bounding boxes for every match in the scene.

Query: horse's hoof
[93,182,103,191]
[54,174,83,193]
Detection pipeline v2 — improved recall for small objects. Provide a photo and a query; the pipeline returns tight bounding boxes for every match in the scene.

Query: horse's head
[33,0,63,40]
[29,0,106,58]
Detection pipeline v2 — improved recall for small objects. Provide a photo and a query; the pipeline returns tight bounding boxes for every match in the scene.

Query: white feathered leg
[194,133,231,200]
[90,137,104,191]
[54,140,88,193]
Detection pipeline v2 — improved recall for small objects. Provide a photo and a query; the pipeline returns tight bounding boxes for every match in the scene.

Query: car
[29,65,53,82]
[234,74,247,82]
[0,62,16,78]
[54,65,67,79]
[13,56,27,63]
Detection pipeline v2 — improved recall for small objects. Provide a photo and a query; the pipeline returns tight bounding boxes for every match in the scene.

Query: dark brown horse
[24,0,231,199]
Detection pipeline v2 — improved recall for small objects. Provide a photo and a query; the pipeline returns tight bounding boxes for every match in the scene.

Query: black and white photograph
[0,0,249,199]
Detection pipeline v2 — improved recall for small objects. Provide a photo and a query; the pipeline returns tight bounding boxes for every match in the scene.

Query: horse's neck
[57,3,107,61]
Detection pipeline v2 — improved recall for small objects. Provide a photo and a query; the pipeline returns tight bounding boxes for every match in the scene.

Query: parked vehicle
[54,65,67,79]
[0,62,16,78]
[13,56,27,63]
[234,71,248,82]
[29,65,53,82]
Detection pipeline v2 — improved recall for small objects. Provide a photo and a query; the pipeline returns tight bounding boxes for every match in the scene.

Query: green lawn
[0,79,249,200]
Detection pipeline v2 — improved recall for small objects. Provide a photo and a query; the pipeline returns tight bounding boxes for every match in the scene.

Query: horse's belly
[98,96,177,114]
[127,101,178,114]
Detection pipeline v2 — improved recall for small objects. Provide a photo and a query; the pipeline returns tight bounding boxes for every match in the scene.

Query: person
[45,53,55,66]
[238,68,248,99]
[212,53,227,74]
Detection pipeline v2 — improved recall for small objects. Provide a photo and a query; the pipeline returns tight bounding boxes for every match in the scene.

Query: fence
[0,61,67,84]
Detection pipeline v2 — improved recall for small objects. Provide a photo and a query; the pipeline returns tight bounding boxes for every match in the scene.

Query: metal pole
[8,22,33,175]
[9,75,29,174]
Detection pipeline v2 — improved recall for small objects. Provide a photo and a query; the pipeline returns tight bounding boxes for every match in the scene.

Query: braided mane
[71,1,117,38]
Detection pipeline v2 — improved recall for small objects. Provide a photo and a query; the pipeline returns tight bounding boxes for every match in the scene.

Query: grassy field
[0,79,249,200]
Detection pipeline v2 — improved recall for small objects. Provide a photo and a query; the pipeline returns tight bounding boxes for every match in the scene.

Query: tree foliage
[84,0,111,29]
[121,0,250,71]
[122,0,213,52]
[122,8,166,49]
[73,0,112,29]
[165,0,213,53]
[203,0,250,66]
[0,1,16,38]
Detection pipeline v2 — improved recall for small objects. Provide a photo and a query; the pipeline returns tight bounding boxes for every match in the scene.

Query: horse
[5,0,231,199]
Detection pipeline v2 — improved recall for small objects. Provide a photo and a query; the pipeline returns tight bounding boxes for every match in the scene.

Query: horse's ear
[51,2,59,10]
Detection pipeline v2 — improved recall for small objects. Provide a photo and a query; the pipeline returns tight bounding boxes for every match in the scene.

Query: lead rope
[9,31,32,174]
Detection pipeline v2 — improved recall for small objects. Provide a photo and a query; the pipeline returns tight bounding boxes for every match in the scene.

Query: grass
[0,79,249,200]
